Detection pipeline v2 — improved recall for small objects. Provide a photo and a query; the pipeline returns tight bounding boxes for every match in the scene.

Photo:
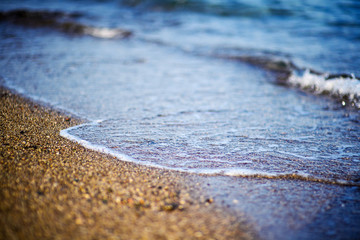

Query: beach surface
[0,87,253,240]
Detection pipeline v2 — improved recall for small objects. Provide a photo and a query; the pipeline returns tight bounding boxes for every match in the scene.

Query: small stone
[37,190,44,196]
[161,203,179,211]
[206,198,214,204]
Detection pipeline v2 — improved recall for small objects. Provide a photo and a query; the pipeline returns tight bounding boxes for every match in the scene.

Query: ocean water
[1,0,360,186]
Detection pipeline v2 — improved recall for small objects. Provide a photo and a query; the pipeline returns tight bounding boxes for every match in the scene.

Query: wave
[219,54,297,83]
[214,51,360,108]
[0,9,132,39]
[289,70,360,108]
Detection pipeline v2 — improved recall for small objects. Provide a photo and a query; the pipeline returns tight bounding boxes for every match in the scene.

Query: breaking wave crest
[289,69,360,108]
[215,51,360,108]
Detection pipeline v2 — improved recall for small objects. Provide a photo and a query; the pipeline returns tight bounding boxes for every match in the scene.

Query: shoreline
[0,87,253,239]
[2,85,360,240]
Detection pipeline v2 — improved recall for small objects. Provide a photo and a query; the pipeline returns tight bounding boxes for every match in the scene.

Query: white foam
[183,168,279,177]
[289,69,360,107]
[84,27,130,39]
[60,122,283,177]
[60,123,358,186]
[60,122,285,177]
[60,121,136,162]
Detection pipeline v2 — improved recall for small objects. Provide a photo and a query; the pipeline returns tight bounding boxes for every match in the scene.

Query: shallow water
[1,0,360,184]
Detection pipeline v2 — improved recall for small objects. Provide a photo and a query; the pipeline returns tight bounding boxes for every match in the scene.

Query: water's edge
[60,120,360,187]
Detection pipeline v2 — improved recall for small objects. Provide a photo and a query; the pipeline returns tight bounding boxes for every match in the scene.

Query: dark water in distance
[0,0,359,184]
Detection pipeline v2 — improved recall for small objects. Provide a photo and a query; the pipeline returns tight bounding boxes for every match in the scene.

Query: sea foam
[60,121,360,186]
[84,27,132,39]
[289,69,360,107]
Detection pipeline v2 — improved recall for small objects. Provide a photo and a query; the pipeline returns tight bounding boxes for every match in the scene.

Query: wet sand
[0,87,253,240]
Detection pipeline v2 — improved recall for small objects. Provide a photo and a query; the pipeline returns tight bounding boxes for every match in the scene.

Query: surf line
[60,120,360,187]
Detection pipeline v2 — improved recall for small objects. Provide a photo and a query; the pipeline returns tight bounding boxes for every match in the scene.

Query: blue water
[0,0,359,183]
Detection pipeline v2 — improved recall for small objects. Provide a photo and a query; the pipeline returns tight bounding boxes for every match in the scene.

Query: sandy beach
[1,1,360,239]
[0,87,254,240]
